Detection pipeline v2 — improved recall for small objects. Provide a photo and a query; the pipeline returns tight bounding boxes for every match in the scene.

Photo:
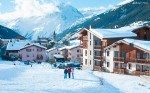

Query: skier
[64,68,68,79]
[71,67,74,79]
[68,67,71,78]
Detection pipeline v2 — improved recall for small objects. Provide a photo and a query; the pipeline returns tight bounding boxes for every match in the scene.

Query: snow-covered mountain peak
[0,1,83,40]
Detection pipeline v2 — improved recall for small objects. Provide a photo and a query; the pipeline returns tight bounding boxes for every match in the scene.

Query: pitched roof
[20,43,46,50]
[46,47,57,52]
[90,26,138,39]
[105,38,150,52]
[6,40,31,51]
[54,54,64,58]
[123,39,150,52]
[59,45,80,51]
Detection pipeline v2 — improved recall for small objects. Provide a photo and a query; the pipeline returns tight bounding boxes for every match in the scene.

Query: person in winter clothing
[68,68,71,78]
[71,67,74,79]
[64,68,68,79]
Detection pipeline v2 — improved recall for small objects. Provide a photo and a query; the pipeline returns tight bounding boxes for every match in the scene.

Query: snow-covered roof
[6,40,31,51]
[54,54,64,58]
[90,26,137,39]
[46,47,57,52]
[20,43,46,50]
[59,45,80,51]
[105,38,150,52]
[123,39,150,52]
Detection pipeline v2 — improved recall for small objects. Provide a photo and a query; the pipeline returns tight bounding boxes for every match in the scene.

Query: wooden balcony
[113,57,124,62]
[113,68,126,74]
[132,71,150,76]
[94,46,105,49]
[94,56,103,61]
[83,36,88,40]
[93,66,102,71]
[126,58,150,64]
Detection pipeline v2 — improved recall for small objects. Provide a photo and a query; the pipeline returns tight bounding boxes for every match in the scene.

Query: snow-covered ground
[0,60,150,93]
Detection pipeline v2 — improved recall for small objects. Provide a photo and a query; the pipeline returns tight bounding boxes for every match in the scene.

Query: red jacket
[68,68,71,73]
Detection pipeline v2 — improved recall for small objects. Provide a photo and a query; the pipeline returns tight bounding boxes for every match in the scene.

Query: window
[107,51,109,56]
[114,63,119,68]
[85,50,87,56]
[90,51,91,55]
[37,54,43,60]
[37,48,42,52]
[95,61,100,66]
[77,50,80,52]
[90,41,91,45]
[143,65,149,71]
[90,33,91,39]
[95,51,100,56]
[77,55,79,57]
[95,40,100,46]
[121,64,126,69]
[26,49,31,52]
[143,53,149,59]
[122,52,126,58]
[33,55,34,57]
[136,65,140,71]
[114,51,119,57]
[85,59,87,65]
[90,60,91,65]
[107,62,110,67]
[128,64,132,69]
[26,55,29,57]
[136,53,140,59]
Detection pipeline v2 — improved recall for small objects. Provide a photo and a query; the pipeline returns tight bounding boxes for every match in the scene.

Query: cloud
[0,2,1,6]
[0,0,60,20]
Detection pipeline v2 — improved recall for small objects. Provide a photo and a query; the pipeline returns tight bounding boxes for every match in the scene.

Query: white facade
[82,49,89,69]
[68,46,81,62]
[47,48,60,60]
[104,45,120,72]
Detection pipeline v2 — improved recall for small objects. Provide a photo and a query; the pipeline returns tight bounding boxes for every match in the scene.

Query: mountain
[0,3,83,40]
[59,0,150,41]
[0,25,24,39]
[79,7,106,17]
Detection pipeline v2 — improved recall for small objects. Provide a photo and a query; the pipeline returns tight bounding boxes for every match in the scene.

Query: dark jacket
[64,69,68,74]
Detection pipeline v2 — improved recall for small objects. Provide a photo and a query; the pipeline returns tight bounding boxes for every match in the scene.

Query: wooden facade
[111,42,150,76]
[133,26,150,40]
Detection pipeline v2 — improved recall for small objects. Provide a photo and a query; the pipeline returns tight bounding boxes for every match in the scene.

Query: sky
[0,0,132,20]
[0,0,125,13]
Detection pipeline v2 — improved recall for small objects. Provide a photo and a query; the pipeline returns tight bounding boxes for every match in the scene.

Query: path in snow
[0,62,122,93]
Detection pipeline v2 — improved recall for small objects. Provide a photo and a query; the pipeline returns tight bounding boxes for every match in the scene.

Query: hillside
[0,25,24,39]
[59,0,150,41]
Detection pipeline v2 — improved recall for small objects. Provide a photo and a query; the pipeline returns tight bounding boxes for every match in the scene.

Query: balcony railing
[94,46,105,49]
[126,58,150,64]
[113,68,126,74]
[94,56,103,61]
[132,71,150,76]
[113,57,124,62]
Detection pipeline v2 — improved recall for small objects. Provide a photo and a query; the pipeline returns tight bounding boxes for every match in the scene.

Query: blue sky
[63,0,123,9]
[0,0,124,13]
